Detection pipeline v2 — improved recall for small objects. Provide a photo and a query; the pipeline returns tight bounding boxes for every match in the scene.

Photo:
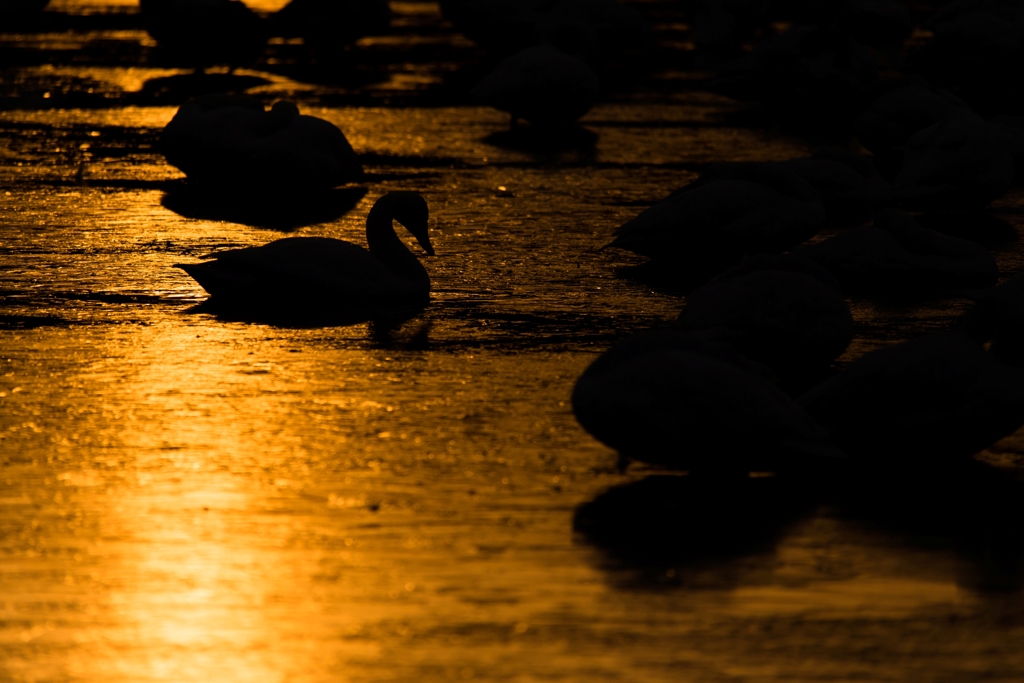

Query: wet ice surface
[3,2,1024,682]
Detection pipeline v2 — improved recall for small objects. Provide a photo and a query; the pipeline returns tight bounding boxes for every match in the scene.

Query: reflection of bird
[796,209,998,293]
[799,326,1024,467]
[272,0,392,63]
[139,0,269,71]
[471,44,600,128]
[161,95,363,192]
[677,254,854,386]
[572,332,844,474]
[176,192,434,313]
[609,163,825,284]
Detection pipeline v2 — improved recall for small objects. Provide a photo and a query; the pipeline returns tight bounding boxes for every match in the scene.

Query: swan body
[272,0,392,60]
[892,110,1021,209]
[572,331,844,473]
[912,10,1022,90]
[161,95,363,192]
[139,0,269,70]
[0,0,49,13]
[799,330,1024,465]
[710,26,876,132]
[838,0,913,50]
[677,254,854,384]
[441,0,649,63]
[690,0,769,64]
[609,163,825,281]
[175,192,433,312]
[439,0,548,55]
[855,77,971,158]
[795,209,998,293]
[781,149,891,221]
[471,45,600,126]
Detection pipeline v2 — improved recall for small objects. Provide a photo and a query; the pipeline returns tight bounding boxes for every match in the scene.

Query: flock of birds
[9,0,1024,483]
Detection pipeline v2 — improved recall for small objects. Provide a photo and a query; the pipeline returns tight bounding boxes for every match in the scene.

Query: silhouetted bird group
[135,0,1024,502]
[571,0,1024,493]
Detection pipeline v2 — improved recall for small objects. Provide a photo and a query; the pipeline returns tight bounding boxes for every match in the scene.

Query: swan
[891,110,1022,209]
[441,0,650,66]
[439,0,548,56]
[572,331,845,474]
[798,327,1024,467]
[709,25,876,134]
[0,0,49,14]
[272,0,392,62]
[780,149,891,222]
[689,0,769,66]
[911,10,1021,90]
[161,95,363,192]
[855,76,971,160]
[175,192,433,313]
[794,209,998,294]
[677,254,854,386]
[471,44,601,128]
[608,162,826,284]
[139,0,269,71]
[837,0,913,51]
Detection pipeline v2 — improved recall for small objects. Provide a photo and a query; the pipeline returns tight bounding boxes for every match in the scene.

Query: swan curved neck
[366,199,429,290]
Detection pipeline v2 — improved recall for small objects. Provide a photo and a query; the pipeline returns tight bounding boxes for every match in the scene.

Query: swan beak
[416,233,435,256]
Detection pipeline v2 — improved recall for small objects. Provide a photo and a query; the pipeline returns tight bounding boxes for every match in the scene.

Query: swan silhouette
[855,77,971,161]
[161,95,363,192]
[795,209,998,294]
[677,254,854,387]
[572,331,845,474]
[175,192,433,314]
[892,110,1022,209]
[272,0,392,63]
[139,0,269,71]
[0,0,49,14]
[799,326,1024,467]
[471,44,601,127]
[780,149,890,222]
[609,162,825,284]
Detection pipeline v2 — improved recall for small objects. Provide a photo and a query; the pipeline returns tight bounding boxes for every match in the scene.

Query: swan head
[385,191,434,256]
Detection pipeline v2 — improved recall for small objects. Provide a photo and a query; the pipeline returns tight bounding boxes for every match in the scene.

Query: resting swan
[175,192,433,313]
[572,331,845,474]
[161,95,363,193]
[798,327,1024,468]
[795,209,998,294]
[609,162,825,285]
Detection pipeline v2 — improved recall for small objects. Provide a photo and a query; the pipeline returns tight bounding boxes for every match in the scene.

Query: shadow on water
[573,474,818,590]
[161,185,369,231]
[832,460,1024,594]
[183,297,427,332]
[482,125,598,163]
[129,73,273,106]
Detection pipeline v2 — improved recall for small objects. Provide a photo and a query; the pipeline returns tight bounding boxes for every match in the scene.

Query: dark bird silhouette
[799,316,1024,467]
[175,192,433,317]
[572,332,844,475]
[160,95,363,193]
[139,0,270,71]
[795,209,998,295]
[677,254,854,389]
[780,149,891,223]
[272,0,392,64]
[471,44,601,128]
[609,162,825,287]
